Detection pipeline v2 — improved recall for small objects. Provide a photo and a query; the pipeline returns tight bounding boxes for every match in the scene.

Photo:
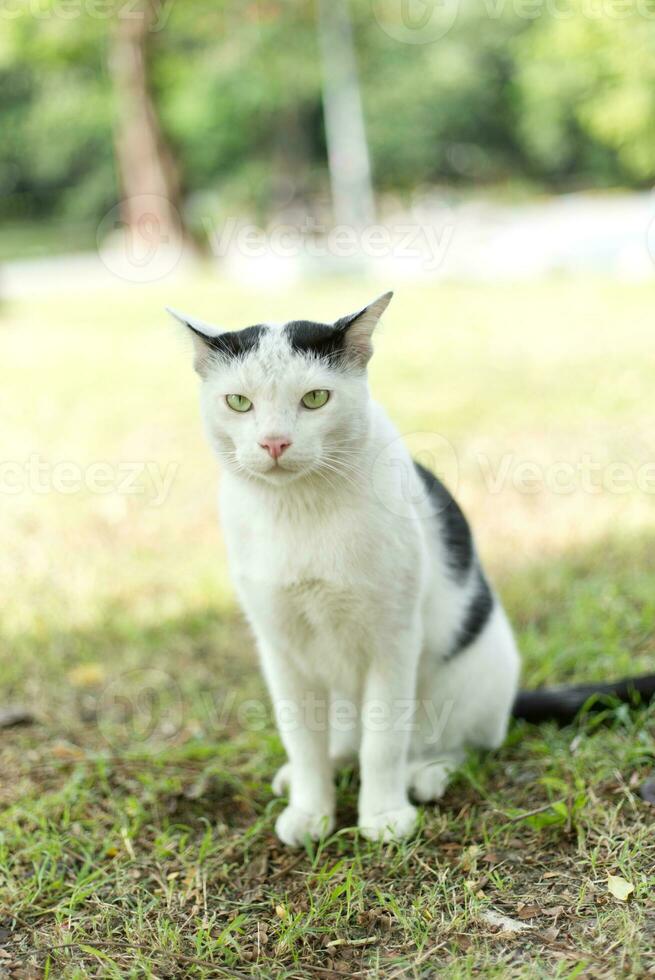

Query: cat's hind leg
[410,603,520,801]
[407,751,464,803]
[271,762,292,797]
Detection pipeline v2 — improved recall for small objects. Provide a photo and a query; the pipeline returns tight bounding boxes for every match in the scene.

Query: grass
[1,273,654,977]
[0,221,98,262]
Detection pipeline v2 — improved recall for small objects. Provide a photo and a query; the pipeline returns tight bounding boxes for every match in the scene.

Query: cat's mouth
[258,455,323,484]
[226,451,315,484]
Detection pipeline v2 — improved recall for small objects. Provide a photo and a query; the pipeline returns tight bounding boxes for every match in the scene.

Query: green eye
[225,394,252,412]
[301,389,330,410]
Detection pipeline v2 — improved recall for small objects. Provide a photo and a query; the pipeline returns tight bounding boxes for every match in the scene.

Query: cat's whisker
[312,465,340,496]
[316,458,364,493]
[321,452,368,477]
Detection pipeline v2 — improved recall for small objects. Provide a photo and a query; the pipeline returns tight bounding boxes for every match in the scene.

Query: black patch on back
[450,569,494,658]
[284,319,351,366]
[414,462,473,581]
[191,323,266,360]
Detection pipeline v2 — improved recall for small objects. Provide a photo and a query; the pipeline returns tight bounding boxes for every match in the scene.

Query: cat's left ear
[166,307,225,376]
[334,291,393,367]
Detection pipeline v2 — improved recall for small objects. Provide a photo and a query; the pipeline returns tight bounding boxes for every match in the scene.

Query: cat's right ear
[166,307,224,377]
[334,291,393,367]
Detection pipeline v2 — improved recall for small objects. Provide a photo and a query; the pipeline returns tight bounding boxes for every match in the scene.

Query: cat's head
[169,293,392,485]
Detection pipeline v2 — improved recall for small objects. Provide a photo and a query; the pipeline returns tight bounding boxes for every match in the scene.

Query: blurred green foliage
[1,0,653,228]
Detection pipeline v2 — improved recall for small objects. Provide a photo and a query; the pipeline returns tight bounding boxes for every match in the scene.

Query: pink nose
[259,437,292,460]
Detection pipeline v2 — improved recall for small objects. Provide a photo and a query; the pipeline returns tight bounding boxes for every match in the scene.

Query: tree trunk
[108,0,187,251]
[316,0,375,229]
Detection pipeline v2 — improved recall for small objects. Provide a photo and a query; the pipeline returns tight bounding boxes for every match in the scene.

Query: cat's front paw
[275,805,335,847]
[359,804,418,842]
[272,762,291,797]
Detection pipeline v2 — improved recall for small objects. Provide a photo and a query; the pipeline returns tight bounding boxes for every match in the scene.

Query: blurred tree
[157,0,324,221]
[513,7,655,184]
[2,0,654,244]
[353,1,528,190]
[0,9,115,225]
[108,0,187,249]
[316,0,375,226]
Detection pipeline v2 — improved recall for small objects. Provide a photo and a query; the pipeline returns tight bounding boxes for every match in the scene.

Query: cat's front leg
[358,631,421,842]
[261,651,335,847]
[272,689,359,796]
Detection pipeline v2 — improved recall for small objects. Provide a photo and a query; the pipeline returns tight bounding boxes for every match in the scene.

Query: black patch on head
[414,462,473,581]
[449,569,494,658]
[190,323,267,360]
[284,319,353,367]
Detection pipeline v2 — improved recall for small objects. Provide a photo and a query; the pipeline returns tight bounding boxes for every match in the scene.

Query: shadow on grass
[2,530,654,753]
[2,534,655,977]
[499,530,655,688]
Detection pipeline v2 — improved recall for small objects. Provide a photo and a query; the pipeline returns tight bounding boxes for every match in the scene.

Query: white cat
[169,293,520,846]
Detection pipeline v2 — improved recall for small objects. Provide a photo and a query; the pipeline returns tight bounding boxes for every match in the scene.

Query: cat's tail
[512,673,655,725]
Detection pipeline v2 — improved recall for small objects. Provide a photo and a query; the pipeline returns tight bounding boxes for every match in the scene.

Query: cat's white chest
[220,480,378,681]
[278,578,371,683]
[221,480,366,587]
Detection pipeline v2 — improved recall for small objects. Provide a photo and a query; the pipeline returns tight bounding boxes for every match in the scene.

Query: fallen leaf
[480,910,531,934]
[51,742,85,761]
[607,875,634,902]
[544,905,565,918]
[517,904,541,920]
